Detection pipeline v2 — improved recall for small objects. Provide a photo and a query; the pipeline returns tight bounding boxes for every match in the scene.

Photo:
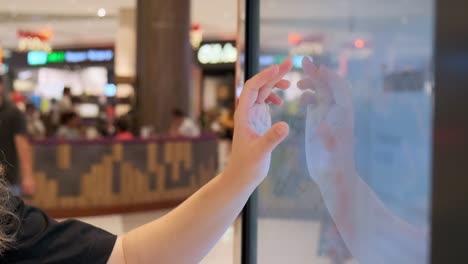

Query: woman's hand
[225,57,293,184]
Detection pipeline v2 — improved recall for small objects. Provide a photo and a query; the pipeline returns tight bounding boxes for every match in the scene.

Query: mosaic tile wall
[27,139,218,210]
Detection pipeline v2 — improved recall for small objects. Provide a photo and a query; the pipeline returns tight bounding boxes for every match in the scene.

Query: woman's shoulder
[2,195,117,263]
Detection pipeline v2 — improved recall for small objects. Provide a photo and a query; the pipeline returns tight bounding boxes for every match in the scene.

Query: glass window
[256,0,434,263]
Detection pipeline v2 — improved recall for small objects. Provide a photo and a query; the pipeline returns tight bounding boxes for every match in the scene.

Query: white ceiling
[0,0,433,51]
[0,0,238,48]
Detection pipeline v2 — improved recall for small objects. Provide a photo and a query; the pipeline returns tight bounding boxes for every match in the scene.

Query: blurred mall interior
[0,0,467,263]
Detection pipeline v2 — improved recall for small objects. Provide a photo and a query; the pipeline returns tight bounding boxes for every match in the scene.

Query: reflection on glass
[257,0,433,263]
[302,57,427,264]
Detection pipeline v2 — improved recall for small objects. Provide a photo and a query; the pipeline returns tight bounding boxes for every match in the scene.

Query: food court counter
[25,135,218,218]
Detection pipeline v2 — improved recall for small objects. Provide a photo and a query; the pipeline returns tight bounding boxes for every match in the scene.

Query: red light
[354,39,365,49]
[17,29,53,41]
[191,24,201,31]
[288,33,303,45]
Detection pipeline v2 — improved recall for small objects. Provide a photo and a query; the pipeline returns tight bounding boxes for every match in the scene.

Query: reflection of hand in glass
[299,56,427,264]
[298,57,354,182]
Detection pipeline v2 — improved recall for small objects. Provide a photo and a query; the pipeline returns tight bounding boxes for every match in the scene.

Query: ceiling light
[97,8,106,18]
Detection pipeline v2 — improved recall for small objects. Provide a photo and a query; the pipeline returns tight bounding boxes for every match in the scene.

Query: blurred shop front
[194,41,236,133]
[193,41,237,169]
[0,0,235,221]
[4,47,134,135]
[2,45,221,217]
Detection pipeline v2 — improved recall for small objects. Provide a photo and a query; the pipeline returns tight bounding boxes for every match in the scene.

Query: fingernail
[272,64,279,73]
[275,124,288,136]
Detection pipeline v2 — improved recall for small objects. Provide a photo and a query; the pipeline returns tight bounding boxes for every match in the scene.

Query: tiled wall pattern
[27,139,218,211]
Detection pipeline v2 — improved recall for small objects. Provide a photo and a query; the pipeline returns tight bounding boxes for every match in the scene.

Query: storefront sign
[197,42,237,65]
[47,51,65,63]
[65,51,88,63]
[27,51,48,66]
[190,24,203,49]
[270,55,309,69]
[27,49,114,66]
[240,54,310,69]
[17,30,53,53]
[87,49,114,61]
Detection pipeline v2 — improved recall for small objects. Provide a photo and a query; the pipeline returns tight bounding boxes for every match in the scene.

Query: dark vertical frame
[430,0,468,263]
[241,0,260,263]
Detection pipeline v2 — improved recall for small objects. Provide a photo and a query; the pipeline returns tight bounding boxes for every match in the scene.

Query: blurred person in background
[25,103,46,139]
[57,87,73,113]
[168,108,200,137]
[51,87,74,131]
[218,108,235,169]
[46,98,59,136]
[0,78,35,196]
[56,111,82,140]
[198,110,209,131]
[114,117,134,140]
[219,108,234,140]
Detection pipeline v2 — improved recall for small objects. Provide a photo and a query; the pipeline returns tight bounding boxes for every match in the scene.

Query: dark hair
[25,103,36,112]
[60,111,78,125]
[0,165,20,253]
[63,87,71,95]
[115,117,131,132]
[172,109,185,118]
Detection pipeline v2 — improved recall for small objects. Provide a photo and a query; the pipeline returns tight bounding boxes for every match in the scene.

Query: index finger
[257,57,293,103]
[237,64,279,118]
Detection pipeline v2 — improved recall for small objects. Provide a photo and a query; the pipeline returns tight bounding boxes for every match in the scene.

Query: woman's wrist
[221,164,262,195]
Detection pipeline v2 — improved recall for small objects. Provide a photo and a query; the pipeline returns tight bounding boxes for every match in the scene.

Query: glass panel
[257,0,434,263]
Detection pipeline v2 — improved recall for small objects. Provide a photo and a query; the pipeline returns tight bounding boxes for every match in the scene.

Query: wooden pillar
[136,0,191,134]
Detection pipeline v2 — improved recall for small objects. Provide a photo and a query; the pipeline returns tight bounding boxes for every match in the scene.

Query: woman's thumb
[256,122,289,154]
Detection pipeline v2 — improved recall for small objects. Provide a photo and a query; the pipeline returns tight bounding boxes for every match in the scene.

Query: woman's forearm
[107,58,293,264]
[120,171,257,264]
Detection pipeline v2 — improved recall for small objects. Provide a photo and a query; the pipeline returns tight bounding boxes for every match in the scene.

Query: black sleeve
[1,197,117,264]
[12,109,27,136]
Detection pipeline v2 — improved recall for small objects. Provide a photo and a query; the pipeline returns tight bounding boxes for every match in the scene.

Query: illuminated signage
[241,54,307,68]
[47,51,65,63]
[87,49,114,61]
[104,83,117,97]
[27,49,114,66]
[64,50,114,63]
[65,51,88,63]
[197,42,237,65]
[18,38,52,53]
[17,30,53,52]
[27,51,48,65]
[272,55,309,68]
